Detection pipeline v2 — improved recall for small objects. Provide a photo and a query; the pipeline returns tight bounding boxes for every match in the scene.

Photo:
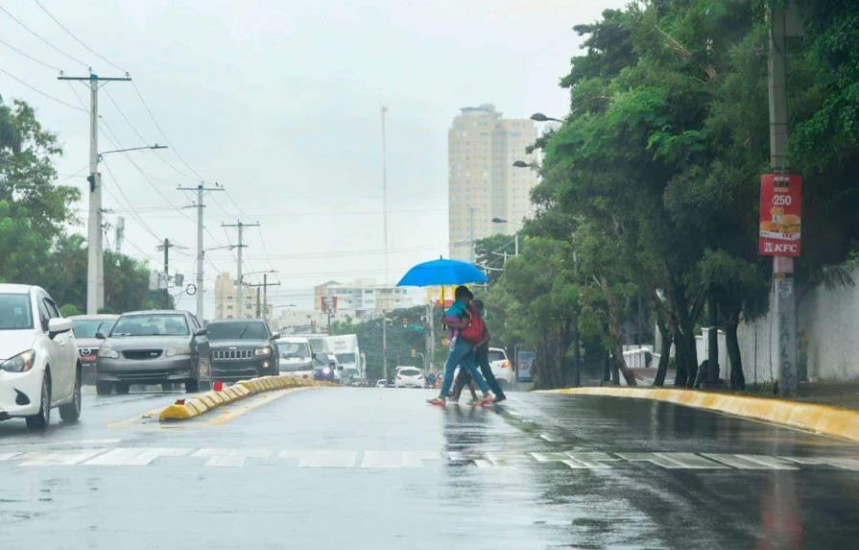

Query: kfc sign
[760,174,802,257]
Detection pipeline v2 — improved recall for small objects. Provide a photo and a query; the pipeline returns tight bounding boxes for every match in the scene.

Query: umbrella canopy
[396,258,488,287]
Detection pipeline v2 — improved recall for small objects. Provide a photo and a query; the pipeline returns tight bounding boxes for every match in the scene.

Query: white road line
[19,448,108,466]
[782,456,859,471]
[530,451,619,469]
[361,451,440,469]
[279,450,358,468]
[616,453,729,469]
[540,433,561,442]
[191,449,273,467]
[84,447,190,466]
[0,452,22,461]
[702,454,799,470]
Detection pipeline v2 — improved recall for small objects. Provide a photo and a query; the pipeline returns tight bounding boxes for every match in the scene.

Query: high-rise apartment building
[448,104,539,261]
[214,272,260,320]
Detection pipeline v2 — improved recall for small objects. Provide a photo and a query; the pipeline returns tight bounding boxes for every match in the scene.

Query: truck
[326,334,363,386]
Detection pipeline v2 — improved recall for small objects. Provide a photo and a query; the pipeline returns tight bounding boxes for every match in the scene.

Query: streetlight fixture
[491,218,521,256]
[530,113,564,123]
[86,143,169,315]
[512,160,530,168]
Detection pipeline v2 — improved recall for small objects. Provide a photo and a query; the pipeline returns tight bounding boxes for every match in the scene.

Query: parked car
[96,310,211,395]
[206,319,280,381]
[488,347,515,388]
[0,284,81,431]
[394,366,425,389]
[375,379,388,388]
[70,314,118,385]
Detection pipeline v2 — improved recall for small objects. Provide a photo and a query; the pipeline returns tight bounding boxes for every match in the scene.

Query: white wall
[737,267,859,383]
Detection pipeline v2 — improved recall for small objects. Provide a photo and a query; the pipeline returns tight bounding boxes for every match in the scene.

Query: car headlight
[0,350,35,373]
[98,346,120,359]
[254,346,272,357]
[165,345,192,357]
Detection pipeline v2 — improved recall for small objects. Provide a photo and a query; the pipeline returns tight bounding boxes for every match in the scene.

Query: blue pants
[439,339,490,397]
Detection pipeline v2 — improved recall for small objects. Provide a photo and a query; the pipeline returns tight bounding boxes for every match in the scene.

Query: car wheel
[185,379,200,393]
[26,371,51,432]
[96,382,113,396]
[59,368,82,422]
[115,382,130,395]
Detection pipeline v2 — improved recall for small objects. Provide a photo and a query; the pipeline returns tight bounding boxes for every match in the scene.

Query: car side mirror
[95,331,107,340]
[48,318,73,338]
[311,352,317,359]
[270,332,281,340]
[194,328,208,337]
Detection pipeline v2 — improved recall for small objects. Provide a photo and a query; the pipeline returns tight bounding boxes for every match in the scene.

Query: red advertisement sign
[759,174,802,257]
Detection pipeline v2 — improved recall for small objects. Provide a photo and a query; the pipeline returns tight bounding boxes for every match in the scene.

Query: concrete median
[159,376,332,422]
[544,387,859,444]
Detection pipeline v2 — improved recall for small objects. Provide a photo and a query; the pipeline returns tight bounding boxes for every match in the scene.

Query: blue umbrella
[396,258,488,287]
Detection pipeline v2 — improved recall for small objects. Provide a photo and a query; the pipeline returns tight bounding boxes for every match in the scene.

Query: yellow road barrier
[543,387,859,443]
[159,376,332,422]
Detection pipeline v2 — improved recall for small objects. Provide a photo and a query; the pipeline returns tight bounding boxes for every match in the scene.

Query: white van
[275,337,316,379]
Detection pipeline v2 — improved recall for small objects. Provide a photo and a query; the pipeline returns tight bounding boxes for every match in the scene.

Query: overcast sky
[0,0,625,316]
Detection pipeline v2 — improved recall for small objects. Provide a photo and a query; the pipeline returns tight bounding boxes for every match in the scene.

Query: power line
[131,81,205,181]
[99,119,196,225]
[103,88,199,182]
[32,0,127,73]
[0,34,61,71]
[0,68,87,113]
[0,5,88,68]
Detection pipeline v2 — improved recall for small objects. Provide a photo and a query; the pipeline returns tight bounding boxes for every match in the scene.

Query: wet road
[2,386,859,549]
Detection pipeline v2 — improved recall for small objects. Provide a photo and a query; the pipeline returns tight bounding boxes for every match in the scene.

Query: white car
[394,367,425,389]
[488,347,515,389]
[0,285,81,431]
[375,379,388,388]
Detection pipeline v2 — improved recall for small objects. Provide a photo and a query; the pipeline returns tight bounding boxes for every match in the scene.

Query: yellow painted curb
[159,376,326,422]
[543,387,859,443]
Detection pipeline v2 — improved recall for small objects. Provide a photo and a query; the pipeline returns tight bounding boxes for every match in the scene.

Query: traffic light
[402,317,408,328]
[410,349,416,358]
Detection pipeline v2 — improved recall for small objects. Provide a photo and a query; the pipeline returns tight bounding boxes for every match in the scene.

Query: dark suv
[206,319,280,381]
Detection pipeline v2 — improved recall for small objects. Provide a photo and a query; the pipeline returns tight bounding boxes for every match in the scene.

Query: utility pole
[157,238,178,309]
[115,217,125,254]
[59,72,131,314]
[247,274,280,322]
[223,221,259,319]
[768,1,801,396]
[179,183,224,321]
[381,105,390,382]
[469,207,476,263]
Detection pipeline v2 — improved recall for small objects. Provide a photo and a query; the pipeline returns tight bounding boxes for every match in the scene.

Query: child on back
[426,286,494,407]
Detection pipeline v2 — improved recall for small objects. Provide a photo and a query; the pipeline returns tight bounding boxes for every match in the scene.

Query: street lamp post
[530,113,564,123]
[491,217,520,256]
[91,144,168,313]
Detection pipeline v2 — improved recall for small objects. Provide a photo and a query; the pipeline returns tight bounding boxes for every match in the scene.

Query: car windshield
[488,350,507,362]
[207,322,268,340]
[72,319,114,339]
[280,342,311,359]
[336,352,356,364]
[399,368,421,377]
[111,314,189,336]
[0,294,32,330]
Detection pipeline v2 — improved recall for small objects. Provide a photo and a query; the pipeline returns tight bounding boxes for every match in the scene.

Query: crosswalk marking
[702,454,799,470]
[19,448,107,466]
[191,448,273,467]
[3,447,857,471]
[616,452,729,470]
[84,447,190,466]
[782,456,859,471]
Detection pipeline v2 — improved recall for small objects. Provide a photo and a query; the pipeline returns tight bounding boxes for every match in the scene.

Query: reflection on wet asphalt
[1,386,858,549]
